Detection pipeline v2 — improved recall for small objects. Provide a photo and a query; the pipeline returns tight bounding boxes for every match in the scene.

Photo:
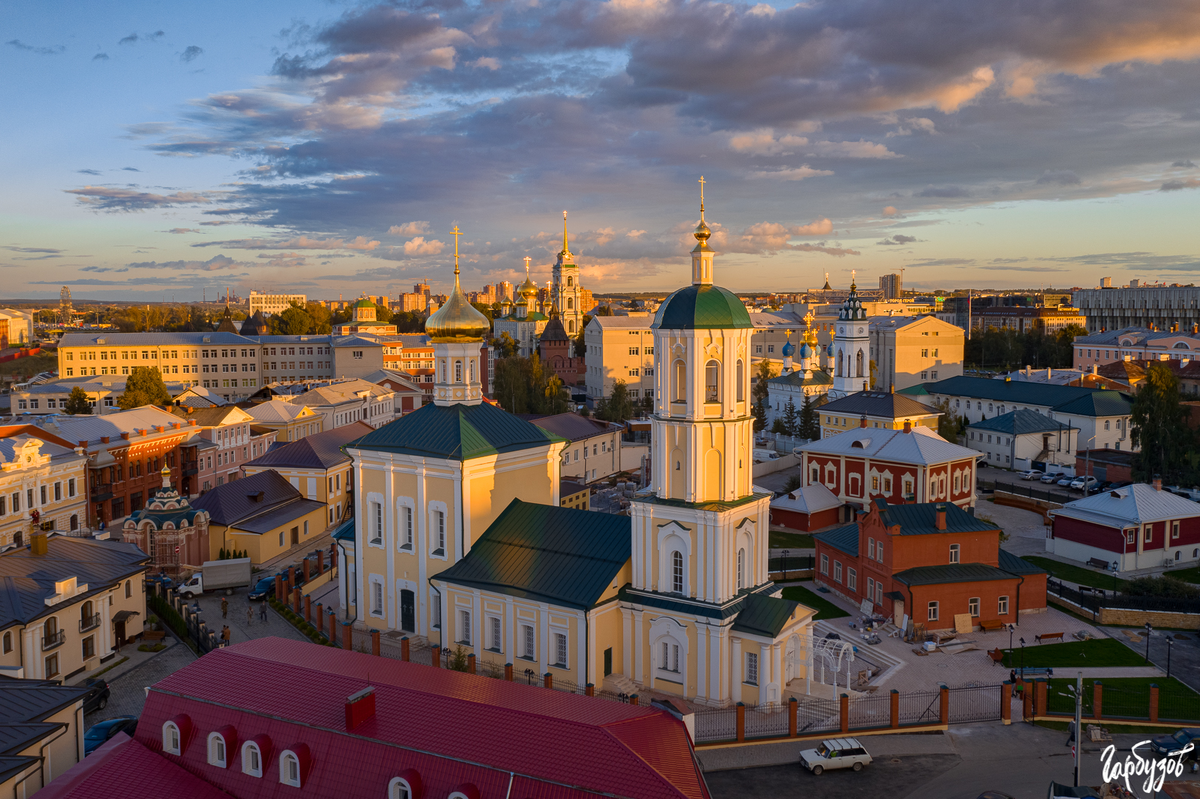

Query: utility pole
[1073,671,1083,787]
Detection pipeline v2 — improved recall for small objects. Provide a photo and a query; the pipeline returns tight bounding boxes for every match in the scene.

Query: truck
[177,558,252,598]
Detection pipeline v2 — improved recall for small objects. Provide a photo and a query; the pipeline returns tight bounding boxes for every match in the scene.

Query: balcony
[79,613,101,633]
[91,482,114,502]
[42,630,65,651]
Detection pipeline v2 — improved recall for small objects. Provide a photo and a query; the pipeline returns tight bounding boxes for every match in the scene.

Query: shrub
[1125,576,1200,599]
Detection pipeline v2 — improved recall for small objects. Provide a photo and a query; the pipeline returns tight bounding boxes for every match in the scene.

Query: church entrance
[400,589,415,632]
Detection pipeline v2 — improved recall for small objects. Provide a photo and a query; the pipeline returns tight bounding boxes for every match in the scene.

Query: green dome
[652,284,753,330]
[353,297,376,309]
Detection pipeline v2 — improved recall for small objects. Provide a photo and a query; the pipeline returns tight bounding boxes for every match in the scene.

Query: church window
[459,610,471,645]
[566,276,573,287]
[369,502,383,546]
[371,580,384,617]
[672,360,686,402]
[671,551,684,594]
[736,359,745,402]
[400,506,413,549]
[553,632,568,667]
[433,510,446,554]
[521,625,535,660]
[661,641,680,673]
[454,360,462,383]
[705,360,720,403]
[567,298,574,310]
[489,616,502,651]
[745,652,759,685]
[737,548,746,590]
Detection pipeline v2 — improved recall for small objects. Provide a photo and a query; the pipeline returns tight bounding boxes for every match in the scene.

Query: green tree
[63,386,92,415]
[389,310,426,333]
[782,396,799,437]
[783,473,804,493]
[598,380,635,423]
[751,360,775,432]
[493,356,533,413]
[1130,362,1196,482]
[594,304,613,317]
[306,302,333,334]
[770,418,788,434]
[799,393,819,440]
[492,332,519,359]
[574,314,591,358]
[277,304,312,336]
[933,397,959,442]
[118,366,171,410]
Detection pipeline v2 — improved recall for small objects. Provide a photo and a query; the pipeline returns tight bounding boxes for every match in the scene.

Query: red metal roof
[130,637,709,799]
[35,734,228,799]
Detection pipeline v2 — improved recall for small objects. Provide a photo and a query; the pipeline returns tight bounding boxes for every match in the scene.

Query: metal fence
[847,692,891,730]
[694,707,737,743]
[899,690,941,727]
[980,479,1075,506]
[947,685,1003,724]
[768,554,815,573]
[744,704,791,739]
[795,697,841,735]
[1048,578,1200,614]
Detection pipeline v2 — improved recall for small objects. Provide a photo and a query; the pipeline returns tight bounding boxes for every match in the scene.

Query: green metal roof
[1050,391,1134,418]
[653,284,753,330]
[731,592,802,638]
[893,562,1018,587]
[435,500,630,609]
[998,549,1046,576]
[331,518,355,542]
[347,401,562,461]
[353,298,376,308]
[814,523,860,557]
[969,409,1075,436]
[897,376,1132,416]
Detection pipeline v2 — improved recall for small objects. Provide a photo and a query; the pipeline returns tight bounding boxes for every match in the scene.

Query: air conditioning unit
[1164,558,1175,568]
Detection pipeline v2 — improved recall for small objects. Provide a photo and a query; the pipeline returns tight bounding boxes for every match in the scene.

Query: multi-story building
[0,308,34,349]
[248,291,307,317]
[169,406,274,495]
[530,413,624,484]
[1073,285,1200,334]
[243,399,323,443]
[1073,327,1200,369]
[191,470,327,565]
[966,409,1078,471]
[879,273,902,300]
[0,678,92,795]
[380,333,435,389]
[255,335,336,385]
[583,315,656,403]
[396,292,428,312]
[9,374,197,416]
[868,315,965,392]
[0,532,148,679]
[361,369,426,416]
[749,311,804,364]
[579,286,595,314]
[287,378,396,431]
[333,298,397,336]
[816,391,940,439]
[0,425,90,548]
[974,305,1086,334]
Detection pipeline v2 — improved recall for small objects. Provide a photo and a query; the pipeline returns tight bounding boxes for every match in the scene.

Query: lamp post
[1008,623,1015,652]
[1144,622,1152,663]
[1167,637,1173,679]
[1019,637,1026,680]
[782,549,790,581]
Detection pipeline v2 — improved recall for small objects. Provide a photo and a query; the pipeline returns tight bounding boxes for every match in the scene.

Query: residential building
[583,315,656,402]
[879,273,902,300]
[378,333,436,395]
[799,422,979,511]
[360,369,425,416]
[530,412,623,483]
[974,305,1086,334]
[191,470,327,565]
[1073,327,1200,369]
[243,399,323,443]
[256,335,336,385]
[538,311,586,386]
[242,422,370,528]
[0,532,148,679]
[0,426,89,548]
[9,373,202,417]
[334,298,398,336]
[169,405,273,494]
[0,678,91,796]
[900,376,1135,453]
[749,310,804,364]
[814,500,1047,632]
[41,637,711,799]
[869,315,965,392]
[248,291,307,317]
[1049,482,1200,570]
[395,292,428,312]
[287,378,395,431]
[1072,285,1200,334]
[768,483,845,532]
[121,467,211,574]
[331,334,388,379]
[966,410,1078,471]
[0,308,34,348]
[816,391,940,439]
[560,479,590,509]
[579,286,595,314]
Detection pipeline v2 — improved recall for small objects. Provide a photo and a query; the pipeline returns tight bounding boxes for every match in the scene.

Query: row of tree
[963,324,1087,370]
[1130,362,1200,484]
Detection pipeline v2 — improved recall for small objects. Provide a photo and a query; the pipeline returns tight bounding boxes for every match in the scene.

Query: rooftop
[818,390,938,419]
[799,424,976,465]
[899,376,1133,416]
[190,470,323,532]
[348,401,561,461]
[244,421,372,471]
[529,412,621,442]
[969,408,1077,436]
[1049,483,1200,527]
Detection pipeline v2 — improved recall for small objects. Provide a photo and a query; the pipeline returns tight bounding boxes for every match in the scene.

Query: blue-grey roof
[731,592,801,637]
[190,470,322,534]
[899,376,1133,416]
[58,332,252,347]
[332,518,355,542]
[767,370,833,388]
[893,563,1018,587]
[998,549,1046,576]
[815,523,860,557]
[245,421,372,470]
[817,390,936,418]
[1050,391,1134,417]
[969,409,1076,435]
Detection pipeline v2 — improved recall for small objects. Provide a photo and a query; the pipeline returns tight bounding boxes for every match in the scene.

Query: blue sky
[3,0,1199,301]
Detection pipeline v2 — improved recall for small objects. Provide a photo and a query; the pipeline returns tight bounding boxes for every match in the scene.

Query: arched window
[737,548,746,590]
[162,722,181,755]
[855,349,864,378]
[388,777,414,799]
[567,297,574,310]
[705,360,721,403]
[242,741,262,777]
[671,551,684,594]
[279,751,301,787]
[566,276,573,287]
[207,732,227,767]
[736,359,744,402]
[70,514,78,531]
[469,360,476,382]
[836,351,843,377]
[45,616,58,637]
[454,360,462,383]
[672,360,686,402]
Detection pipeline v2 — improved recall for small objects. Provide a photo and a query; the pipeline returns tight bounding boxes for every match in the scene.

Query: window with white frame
[520,624,535,660]
[489,616,502,652]
[867,538,875,559]
[553,632,568,668]
[1144,525,1152,543]
[968,597,980,617]
[847,568,857,591]
[1172,521,1180,540]
[162,722,181,755]
[998,595,1009,615]
[371,579,384,617]
[369,501,383,546]
[949,543,960,564]
[1126,531,1135,544]
[833,561,842,583]
[433,509,446,555]
[660,640,680,673]
[430,588,441,628]
[279,751,301,787]
[242,741,262,777]
[671,550,684,593]
[388,777,414,799]
[745,651,759,685]
[459,610,472,645]
[927,601,939,622]
[398,504,413,550]
[820,554,829,575]
[207,732,227,768]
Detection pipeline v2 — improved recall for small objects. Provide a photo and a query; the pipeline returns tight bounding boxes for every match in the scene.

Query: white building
[583,316,656,403]
[249,291,308,317]
[966,409,1078,471]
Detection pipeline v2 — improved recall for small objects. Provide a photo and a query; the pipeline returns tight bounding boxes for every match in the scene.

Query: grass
[137,642,166,652]
[87,656,129,680]
[0,351,56,377]
[1044,677,1200,722]
[1167,566,1200,585]
[769,530,815,549]
[1001,638,1146,668]
[780,585,851,620]
[1023,556,1129,590]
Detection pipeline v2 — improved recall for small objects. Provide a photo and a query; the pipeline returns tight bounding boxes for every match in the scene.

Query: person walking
[221,596,228,619]
[246,605,253,626]
[222,625,231,647]
[259,599,268,622]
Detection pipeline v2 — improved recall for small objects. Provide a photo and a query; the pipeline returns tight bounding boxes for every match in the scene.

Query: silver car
[799,737,873,775]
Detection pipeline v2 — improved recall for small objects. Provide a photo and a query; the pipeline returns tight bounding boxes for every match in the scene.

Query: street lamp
[1144,622,1152,663]
[1008,623,1015,652]
[782,549,790,581]
[1019,637,1026,680]
[1167,637,1173,679]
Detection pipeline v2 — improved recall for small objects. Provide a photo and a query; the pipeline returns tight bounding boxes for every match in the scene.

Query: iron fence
[1158,683,1200,723]
[768,554,815,573]
[947,685,1003,724]
[898,690,941,726]
[1048,578,1200,614]
[847,692,891,730]
[744,704,791,739]
[694,707,737,743]
[795,697,841,735]
[980,479,1075,505]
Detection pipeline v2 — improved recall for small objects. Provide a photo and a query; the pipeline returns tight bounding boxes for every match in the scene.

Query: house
[560,479,590,509]
[190,470,327,565]
[122,467,211,576]
[0,532,148,680]
[1048,481,1200,571]
[38,637,711,799]
[814,500,1047,632]
[769,483,845,532]
[868,314,965,392]
[243,399,323,443]
[816,390,940,439]
[966,409,1078,471]
[0,678,92,796]
[242,422,370,529]
[799,422,979,510]
[0,425,90,548]
[169,405,274,495]
[359,369,425,417]
[529,412,624,483]
[287,379,395,431]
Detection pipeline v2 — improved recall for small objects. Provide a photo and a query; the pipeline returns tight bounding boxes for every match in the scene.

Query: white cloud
[403,236,445,255]
[389,221,432,236]
[748,166,834,181]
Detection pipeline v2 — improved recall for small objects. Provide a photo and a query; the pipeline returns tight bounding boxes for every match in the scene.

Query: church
[338,193,816,707]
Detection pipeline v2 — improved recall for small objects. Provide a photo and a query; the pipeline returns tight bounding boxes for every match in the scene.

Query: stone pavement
[85,640,196,725]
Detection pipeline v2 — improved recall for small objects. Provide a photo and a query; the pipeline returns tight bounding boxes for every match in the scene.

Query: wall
[753,453,799,477]
[1098,606,1200,630]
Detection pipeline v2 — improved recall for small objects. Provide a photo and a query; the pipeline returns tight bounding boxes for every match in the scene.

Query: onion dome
[800,341,813,359]
[781,337,795,357]
[353,297,375,309]
[653,285,752,330]
[425,226,490,342]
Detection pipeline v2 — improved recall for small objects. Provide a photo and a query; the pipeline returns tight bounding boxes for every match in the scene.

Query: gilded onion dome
[425,226,490,342]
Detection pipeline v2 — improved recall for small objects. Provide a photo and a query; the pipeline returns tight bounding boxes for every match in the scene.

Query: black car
[248,576,276,601]
[84,716,138,756]
[82,678,110,713]
[1150,727,1200,759]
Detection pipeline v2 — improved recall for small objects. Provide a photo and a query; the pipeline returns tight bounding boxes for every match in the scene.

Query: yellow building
[244,399,323,442]
[0,533,148,681]
[1,427,91,548]
[0,678,92,796]
[190,470,327,565]
[869,314,965,392]
[819,391,941,439]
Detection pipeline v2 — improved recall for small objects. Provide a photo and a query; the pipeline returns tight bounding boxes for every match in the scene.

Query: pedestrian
[1009,669,1017,685]
[246,606,253,626]
[222,625,231,647]
[260,599,268,622]
[221,596,228,619]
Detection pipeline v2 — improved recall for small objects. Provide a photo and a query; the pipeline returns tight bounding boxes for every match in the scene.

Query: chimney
[1025,365,1031,376]
[31,532,48,556]
[344,687,376,730]
[1153,476,1162,492]
[903,420,912,433]
[860,415,869,428]
[172,422,182,429]
[187,406,194,414]
[120,432,130,440]
[188,419,197,426]
[100,436,110,444]
[1047,368,1052,380]
[935,503,946,531]
[77,440,87,449]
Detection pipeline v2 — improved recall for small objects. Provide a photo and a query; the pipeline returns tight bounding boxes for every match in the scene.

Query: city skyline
[3,0,1200,301]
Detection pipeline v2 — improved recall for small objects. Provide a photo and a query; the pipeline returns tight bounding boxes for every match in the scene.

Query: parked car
[799,737,872,775]
[84,716,138,756]
[144,573,174,591]
[1070,476,1098,491]
[1149,728,1200,759]
[1040,472,1063,483]
[1056,476,1075,487]
[82,678,110,713]
[248,576,276,601]
[1018,470,1041,480]
[977,793,1016,799]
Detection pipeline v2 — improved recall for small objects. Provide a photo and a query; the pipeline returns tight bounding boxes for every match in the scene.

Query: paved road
[1107,626,1200,694]
[707,753,959,799]
[85,643,196,725]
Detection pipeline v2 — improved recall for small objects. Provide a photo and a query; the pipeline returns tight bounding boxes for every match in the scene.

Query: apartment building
[529,413,624,483]
[331,335,386,379]
[1073,285,1200,333]
[1072,327,1200,369]
[256,335,335,384]
[169,406,275,495]
[869,315,965,392]
[0,678,92,795]
[817,391,940,439]
[0,426,90,548]
[10,374,207,417]
[288,379,395,431]
[244,400,323,443]
[248,291,307,317]
[582,315,656,402]
[974,305,1086,334]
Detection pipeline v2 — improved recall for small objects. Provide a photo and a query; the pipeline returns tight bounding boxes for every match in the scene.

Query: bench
[979,619,1006,632]
[1087,557,1112,570]
[987,648,1005,665]
[1016,666,1054,678]
[142,630,166,641]
[1035,632,1065,644]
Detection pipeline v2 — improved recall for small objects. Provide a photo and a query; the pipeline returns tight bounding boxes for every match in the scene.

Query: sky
[2,0,1200,302]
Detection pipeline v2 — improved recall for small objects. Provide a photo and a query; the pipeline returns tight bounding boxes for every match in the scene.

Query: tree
[118,366,171,410]
[574,314,591,358]
[770,418,788,434]
[782,396,799,437]
[1131,362,1196,482]
[63,386,92,415]
[306,302,333,334]
[799,393,819,440]
[594,304,613,317]
[277,304,312,336]
[597,380,635,423]
[751,360,775,432]
[933,398,959,442]
[491,332,520,359]
[783,473,804,493]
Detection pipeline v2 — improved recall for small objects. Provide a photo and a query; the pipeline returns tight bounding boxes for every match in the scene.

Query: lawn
[769,530,815,550]
[1167,565,1200,585]
[1044,676,1200,723]
[1001,637,1146,669]
[780,585,850,620]
[1022,556,1129,590]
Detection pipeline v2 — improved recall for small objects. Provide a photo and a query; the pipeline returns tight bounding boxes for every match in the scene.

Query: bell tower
[551,211,583,335]
[830,271,870,398]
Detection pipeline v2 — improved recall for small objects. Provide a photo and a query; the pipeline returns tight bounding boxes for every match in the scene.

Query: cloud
[1172,160,1197,168]
[194,235,380,251]
[729,130,898,159]
[76,169,102,176]
[402,237,445,255]
[255,252,307,269]
[389,221,431,237]
[1036,169,1081,185]
[92,53,108,61]
[1,246,63,261]
[882,206,899,218]
[64,185,211,212]
[180,45,204,63]
[126,254,245,271]
[1047,252,1200,271]
[749,166,835,181]
[878,234,918,245]
[470,57,500,70]
[907,258,975,267]
[121,167,141,172]
[1161,178,1200,191]
[166,228,202,234]
[917,185,970,198]
[6,39,64,55]
[724,220,852,255]
[81,266,130,273]
[887,117,937,137]
[119,31,163,46]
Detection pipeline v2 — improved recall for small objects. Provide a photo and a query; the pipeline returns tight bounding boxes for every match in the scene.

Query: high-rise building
[413,281,431,297]
[579,287,595,315]
[499,280,514,302]
[879,273,902,300]
[249,290,308,317]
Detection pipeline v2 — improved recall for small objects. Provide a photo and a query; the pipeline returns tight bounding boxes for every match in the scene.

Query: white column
[461,464,472,557]
[633,610,645,683]
[621,607,633,678]
[100,590,112,656]
[579,610,589,685]
[539,603,550,676]
[453,470,463,562]
[695,625,708,702]
[631,508,642,590]
[505,597,514,658]
[710,627,723,702]
[385,457,395,627]
[773,642,783,699]
[731,637,742,703]
[760,643,771,699]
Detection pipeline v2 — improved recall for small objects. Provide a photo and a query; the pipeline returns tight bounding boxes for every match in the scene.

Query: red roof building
[43,637,710,799]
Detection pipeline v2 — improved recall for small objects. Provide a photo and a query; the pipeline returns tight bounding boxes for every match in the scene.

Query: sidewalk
[65,635,186,688]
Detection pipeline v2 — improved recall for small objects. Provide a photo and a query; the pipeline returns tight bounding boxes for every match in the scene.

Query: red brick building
[769,483,845,531]
[814,500,1047,632]
[539,312,585,386]
[799,422,979,511]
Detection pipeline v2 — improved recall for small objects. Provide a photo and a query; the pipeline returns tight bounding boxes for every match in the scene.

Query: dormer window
[242,741,263,777]
[207,732,227,768]
[163,722,181,755]
[280,750,301,787]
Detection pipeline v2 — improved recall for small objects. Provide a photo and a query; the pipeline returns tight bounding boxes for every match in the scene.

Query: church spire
[691,176,714,285]
[561,210,570,257]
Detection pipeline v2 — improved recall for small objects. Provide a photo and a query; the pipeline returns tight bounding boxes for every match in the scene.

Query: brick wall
[1098,606,1200,630]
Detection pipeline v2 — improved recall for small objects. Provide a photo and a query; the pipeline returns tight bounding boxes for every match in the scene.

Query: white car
[1018,470,1041,481]
[799,737,873,775]
[1056,477,1075,487]
[1070,476,1098,491]
[1040,472,1062,483]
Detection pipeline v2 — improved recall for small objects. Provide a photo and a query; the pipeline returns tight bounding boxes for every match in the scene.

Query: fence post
[1001,682,1012,725]
[890,690,900,729]
[630,694,639,707]
[736,702,746,742]
[274,574,282,601]
[293,587,302,614]
[467,653,476,674]
[504,662,513,681]
[400,636,410,662]
[840,693,850,733]
[789,697,798,737]
[304,595,311,624]
[1149,684,1159,724]
[341,622,352,650]
[1093,681,1103,720]
[544,672,553,690]
[1035,680,1048,718]
[939,686,949,725]
[1022,682,1033,722]
[303,558,311,583]
[371,629,381,657]
[314,602,322,632]
[586,683,595,697]
[327,609,335,641]
[431,645,441,668]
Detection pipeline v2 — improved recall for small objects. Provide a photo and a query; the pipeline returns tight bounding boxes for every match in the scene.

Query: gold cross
[698,176,706,221]
[449,225,463,272]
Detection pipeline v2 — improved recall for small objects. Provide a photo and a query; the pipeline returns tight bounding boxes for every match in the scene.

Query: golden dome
[425,226,490,342]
